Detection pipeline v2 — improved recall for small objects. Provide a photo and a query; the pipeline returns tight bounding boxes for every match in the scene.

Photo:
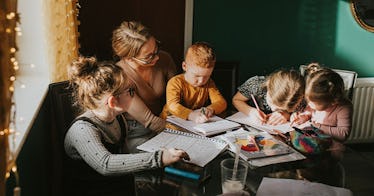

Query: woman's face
[132,37,160,67]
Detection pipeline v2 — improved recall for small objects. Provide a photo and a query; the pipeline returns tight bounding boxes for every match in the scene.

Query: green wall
[193,0,374,83]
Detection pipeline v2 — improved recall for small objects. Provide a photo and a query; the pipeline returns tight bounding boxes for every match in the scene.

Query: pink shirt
[311,100,353,142]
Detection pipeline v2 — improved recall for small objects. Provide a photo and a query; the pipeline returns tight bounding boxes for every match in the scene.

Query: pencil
[201,107,206,115]
[251,94,260,111]
[273,129,287,140]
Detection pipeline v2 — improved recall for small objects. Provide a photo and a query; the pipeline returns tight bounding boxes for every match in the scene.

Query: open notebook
[166,115,241,136]
[137,128,228,167]
[226,112,293,134]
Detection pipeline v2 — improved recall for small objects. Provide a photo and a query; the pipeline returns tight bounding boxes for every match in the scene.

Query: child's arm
[232,92,267,123]
[165,77,193,120]
[207,80,227,115]
[312,104,353,142]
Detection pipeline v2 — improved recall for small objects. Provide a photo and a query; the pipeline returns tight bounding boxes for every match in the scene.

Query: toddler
[291,63,353,158]
[160,42,227,123]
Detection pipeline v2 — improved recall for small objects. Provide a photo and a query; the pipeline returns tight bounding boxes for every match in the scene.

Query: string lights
[1,1,22,195]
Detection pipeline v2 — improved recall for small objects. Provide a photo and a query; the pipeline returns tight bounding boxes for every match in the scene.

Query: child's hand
[201,107,214,118]
[290,112,311,125]
[188,110,209,123]
[266,111,289,125]
[248,108,267,124]
[161,148,190,166]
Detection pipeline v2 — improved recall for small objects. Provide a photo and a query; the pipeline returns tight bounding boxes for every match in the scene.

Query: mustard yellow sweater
[160,74,227,119]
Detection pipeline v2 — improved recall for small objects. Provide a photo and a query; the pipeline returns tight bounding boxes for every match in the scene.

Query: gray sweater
[64,111,163,176]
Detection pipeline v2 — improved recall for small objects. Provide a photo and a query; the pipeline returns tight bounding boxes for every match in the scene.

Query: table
[134,124,344,196]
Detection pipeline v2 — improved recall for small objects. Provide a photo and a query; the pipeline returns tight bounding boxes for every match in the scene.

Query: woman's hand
[161,148,190,166]
[266,111,289,125]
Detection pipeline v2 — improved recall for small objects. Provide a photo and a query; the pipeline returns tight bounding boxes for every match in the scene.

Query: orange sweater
[160,74,227,119]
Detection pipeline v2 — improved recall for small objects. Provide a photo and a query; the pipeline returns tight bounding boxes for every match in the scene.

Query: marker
[164,166,200,180]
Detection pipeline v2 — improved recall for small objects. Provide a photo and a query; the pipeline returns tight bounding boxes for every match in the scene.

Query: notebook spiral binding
[164,128,227,145]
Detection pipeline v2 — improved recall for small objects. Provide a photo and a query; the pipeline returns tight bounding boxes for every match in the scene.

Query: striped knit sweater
[64,110,163,176]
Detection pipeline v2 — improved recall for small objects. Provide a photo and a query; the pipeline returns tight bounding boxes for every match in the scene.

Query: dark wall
[78,0,186,66]
[193,0,374,84]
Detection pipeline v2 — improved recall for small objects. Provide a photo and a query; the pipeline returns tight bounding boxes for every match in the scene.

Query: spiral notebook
[166,115,241,136]
[137,128,228,167]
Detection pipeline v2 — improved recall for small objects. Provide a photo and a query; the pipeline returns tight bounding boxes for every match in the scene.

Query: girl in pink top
[291,63,353,159]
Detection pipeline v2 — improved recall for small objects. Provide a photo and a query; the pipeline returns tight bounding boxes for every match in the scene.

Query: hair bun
[305,62,322,75]
[69,56,98,81]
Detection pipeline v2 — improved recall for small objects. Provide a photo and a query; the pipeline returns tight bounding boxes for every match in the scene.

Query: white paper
[226,112,293,133]
[257,177,353,196]
[137,129,227,167]
[166,115,241,136]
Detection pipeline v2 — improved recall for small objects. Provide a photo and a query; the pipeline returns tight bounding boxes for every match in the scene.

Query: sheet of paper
[257,177,353,196]
[226,112,293,133]
[137,129,227,167]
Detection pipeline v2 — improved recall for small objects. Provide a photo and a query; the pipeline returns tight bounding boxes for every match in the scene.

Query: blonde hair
[185,42,216,68]
[68,56,131,110]
[112,21,153,59]
[305,63,345,105]
[264,69,305,112]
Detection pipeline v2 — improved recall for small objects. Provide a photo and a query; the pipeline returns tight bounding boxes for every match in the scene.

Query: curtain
[0,0,18,195]
[45,0,79,82]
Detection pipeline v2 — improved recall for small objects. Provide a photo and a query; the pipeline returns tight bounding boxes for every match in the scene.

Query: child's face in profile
[307,100,330,111]
[182,61,213,87]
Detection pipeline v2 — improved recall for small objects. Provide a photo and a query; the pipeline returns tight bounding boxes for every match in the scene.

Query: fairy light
[3,3,22,195]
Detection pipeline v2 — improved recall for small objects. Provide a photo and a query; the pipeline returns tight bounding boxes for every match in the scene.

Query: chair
[48,81,81,196]
[211,61,239,110]
[299,65,358,100]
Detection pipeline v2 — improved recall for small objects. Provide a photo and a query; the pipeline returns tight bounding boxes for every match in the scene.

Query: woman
[112,21,177,152]
[64,56,189,195]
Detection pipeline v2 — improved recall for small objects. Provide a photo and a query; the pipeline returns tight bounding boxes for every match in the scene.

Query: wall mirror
[350,0,374,32]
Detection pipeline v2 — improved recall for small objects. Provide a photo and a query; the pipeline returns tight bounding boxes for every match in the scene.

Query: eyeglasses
[132,41,160,64]
[106,87,135,105]
[113,87,135,98]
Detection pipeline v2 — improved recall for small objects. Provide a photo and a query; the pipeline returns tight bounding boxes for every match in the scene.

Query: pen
[164,166,200,180]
